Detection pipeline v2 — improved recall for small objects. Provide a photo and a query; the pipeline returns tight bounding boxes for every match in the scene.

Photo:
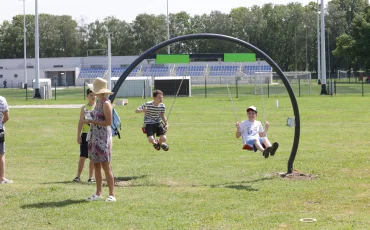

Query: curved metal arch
[110,33,300,174]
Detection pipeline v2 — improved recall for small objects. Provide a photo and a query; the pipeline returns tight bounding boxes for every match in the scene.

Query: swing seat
[242,143,266,151]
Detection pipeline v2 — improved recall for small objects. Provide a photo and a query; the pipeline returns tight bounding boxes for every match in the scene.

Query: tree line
[0,0,369,73]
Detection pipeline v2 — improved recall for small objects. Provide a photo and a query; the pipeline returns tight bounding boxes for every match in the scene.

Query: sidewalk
[9,104,82,109]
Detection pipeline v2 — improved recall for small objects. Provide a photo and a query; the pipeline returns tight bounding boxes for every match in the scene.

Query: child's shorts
[245,138,264,152]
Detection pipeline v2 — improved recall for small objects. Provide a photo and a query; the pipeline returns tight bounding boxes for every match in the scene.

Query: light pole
[317,0,321,84]
[320,0,327,94]
[20,0,27,90]
[107,32,112,91]
[34,0,41,98]
[166,0,170,54]
[304,25,308,71]
[327,29,331,79]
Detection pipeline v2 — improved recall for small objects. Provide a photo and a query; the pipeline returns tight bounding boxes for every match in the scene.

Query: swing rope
[167,74,186,122]
[226,82,239,122]
[259,73,267,123]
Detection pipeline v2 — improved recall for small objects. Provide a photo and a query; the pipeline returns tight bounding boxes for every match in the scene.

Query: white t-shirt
[0,96,9,130]
[239,120,264,144]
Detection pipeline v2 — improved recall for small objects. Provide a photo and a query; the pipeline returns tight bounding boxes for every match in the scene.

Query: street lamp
[34,0,41,98]
[317,0,321,84]
[166,0,170,54]
[304,24,308,71]
[107,32,112,91]
[20,0,27,89]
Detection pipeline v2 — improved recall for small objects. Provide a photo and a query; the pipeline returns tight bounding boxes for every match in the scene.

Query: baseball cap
[246,106,257,113]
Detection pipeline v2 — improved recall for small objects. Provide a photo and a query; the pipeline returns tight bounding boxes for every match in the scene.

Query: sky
[1,0,314,24]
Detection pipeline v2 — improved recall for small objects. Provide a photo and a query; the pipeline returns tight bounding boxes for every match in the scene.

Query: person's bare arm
[236,122,241,138]
[2,111,9,125]
[77,106,84,144]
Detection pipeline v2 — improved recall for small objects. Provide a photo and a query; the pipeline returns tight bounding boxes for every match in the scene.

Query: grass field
[0,87,369,229]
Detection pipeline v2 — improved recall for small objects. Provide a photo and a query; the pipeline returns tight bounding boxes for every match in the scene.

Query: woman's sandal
[86,194,102,201]
[105,195,116,202]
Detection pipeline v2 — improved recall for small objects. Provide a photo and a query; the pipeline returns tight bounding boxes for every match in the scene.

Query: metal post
[320,0,327,94]
[305,25,308,71]
[235,77,238,98]
[327,29,331,79]
[204,77,207,98]
[317,0,321,84]
[166,0,170,54]
[34,0,41,98]
[107,32,112,91]
[21,0,28,90]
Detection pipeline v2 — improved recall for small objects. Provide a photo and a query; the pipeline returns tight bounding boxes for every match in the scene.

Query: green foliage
[0,89,370,229]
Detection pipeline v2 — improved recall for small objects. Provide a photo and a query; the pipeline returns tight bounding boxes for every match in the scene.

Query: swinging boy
[235,106,279,158]
[135,89,169,151]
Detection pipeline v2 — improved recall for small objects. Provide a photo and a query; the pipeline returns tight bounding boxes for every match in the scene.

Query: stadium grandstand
[0,55,272,89]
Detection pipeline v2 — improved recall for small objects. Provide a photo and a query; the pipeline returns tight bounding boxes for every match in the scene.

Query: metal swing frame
[109,33,300,174]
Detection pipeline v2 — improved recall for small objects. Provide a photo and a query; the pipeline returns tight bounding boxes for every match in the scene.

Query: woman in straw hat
[84,77,116,202]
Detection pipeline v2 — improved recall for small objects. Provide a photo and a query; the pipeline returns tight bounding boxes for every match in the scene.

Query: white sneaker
[0,178,13,184]
[86,194,103,201]
[105,195,116,202]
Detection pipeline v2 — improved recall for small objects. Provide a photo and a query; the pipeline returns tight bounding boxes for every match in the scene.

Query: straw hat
[87,77,113,95]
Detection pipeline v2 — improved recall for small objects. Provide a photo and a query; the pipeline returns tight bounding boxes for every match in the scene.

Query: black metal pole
[205,77,207,98]
[109,33,300,174]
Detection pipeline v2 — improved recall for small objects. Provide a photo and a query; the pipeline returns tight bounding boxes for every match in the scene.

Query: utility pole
[166,0,170,54]
[320,0,327,94]
[34,0,41,98]
[21,0,28,90]
[317,0,321,84]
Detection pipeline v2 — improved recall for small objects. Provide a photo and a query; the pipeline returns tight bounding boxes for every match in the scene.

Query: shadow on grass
[209,177,274,191]
[40,175,147,186]
[114,175,147,181]
[21,199,86,209]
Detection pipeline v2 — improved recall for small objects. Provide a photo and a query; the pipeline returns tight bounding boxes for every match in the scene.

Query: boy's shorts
[0,142,5,154]
[80,133,88,158]
[246,138,264,152]
[145,123,165,137]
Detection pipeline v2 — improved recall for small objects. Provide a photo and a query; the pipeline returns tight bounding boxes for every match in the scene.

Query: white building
[0,56,139,88]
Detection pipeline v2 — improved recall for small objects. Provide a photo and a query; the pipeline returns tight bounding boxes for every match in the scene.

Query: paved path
[9,104,82,109]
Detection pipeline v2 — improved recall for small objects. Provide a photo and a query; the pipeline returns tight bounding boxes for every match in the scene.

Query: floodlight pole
[34,0,41,98]
[320,0,328,94]
[166,0,170,54]
[107,32,112,91]
[317,0,321,84]
[21,0,28,90]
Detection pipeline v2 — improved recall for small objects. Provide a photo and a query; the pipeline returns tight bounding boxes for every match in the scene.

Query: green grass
[1,87,370,229]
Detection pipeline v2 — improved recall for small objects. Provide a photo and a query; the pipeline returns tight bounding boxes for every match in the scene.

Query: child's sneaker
[263,147,272,158]
[0,178,13,184]
[270,142,279,156]
[72,177,80,182]
[153,142,160,151]
[161,143,169,151]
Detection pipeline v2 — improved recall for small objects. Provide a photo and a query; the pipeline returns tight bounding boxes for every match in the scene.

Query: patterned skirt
[88,125,112,162]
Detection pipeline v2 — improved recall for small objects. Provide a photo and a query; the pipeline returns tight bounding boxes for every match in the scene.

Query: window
[27,66,34,68]
[0,75,3,78]
[0,67,3,69]
[54,65,63,68]
[14,74,18,78]
[90,65,104,69]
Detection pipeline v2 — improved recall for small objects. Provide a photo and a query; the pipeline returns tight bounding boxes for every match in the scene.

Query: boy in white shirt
[236,106,278,158]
